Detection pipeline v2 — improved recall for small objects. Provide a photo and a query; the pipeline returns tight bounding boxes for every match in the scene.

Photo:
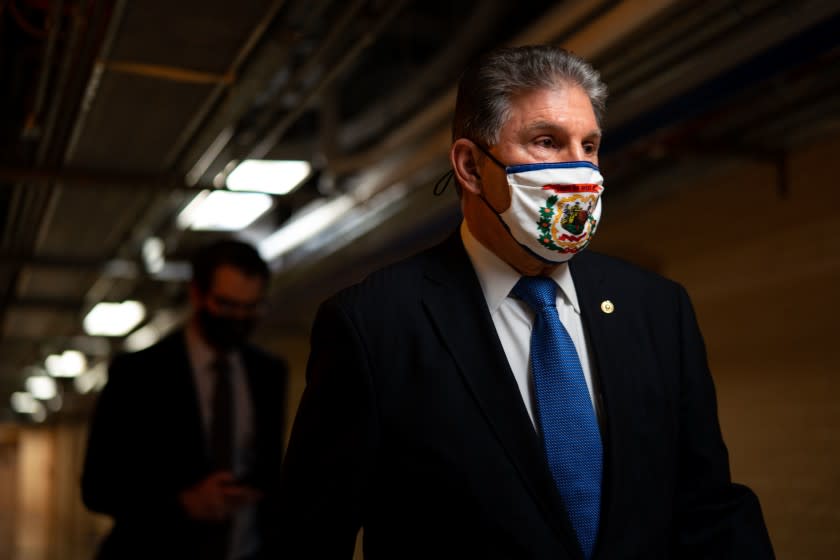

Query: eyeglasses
[206,293,266,315]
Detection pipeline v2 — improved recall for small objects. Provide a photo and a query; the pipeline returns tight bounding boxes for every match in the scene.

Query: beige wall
[1,423,109,560]
[0,426,19,560]
[593,134,840,557]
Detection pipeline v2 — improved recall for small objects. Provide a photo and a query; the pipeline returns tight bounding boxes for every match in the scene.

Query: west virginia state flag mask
[477,146,605,263]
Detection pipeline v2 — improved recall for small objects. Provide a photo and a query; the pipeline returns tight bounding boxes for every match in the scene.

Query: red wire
[9,0,50,40]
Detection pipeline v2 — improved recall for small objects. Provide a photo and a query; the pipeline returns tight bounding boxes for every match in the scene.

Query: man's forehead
[503,86,599,130]
[209,265,265,292]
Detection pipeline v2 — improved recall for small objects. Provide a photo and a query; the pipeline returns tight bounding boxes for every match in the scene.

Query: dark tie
[210,355,234,470]
[512,276,603,559]
[207,355,234,560]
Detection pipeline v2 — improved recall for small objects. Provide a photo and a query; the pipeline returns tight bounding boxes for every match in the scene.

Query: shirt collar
[185,320,238,373]
[460,221,581,314]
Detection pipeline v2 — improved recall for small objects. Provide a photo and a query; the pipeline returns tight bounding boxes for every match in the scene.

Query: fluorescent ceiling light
[11,392,39,413]
[142,237,165,274]
[83,300,146,337]
[227,159,311,195]
[123,308,182,352]
[45,350,87,378]
[25,375,57,400]
[259,195,355,261]
[11,392,46,422]
[176,190,273,231]
[74,362,109,394]
[123,323,160,352]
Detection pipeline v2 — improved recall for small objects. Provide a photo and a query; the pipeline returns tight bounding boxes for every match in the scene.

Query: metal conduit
[165,0,288,171]
[247,0,409,161]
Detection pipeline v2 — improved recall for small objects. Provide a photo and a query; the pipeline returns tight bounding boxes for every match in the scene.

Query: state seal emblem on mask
[497,161,604,263]
[536,182,602,254]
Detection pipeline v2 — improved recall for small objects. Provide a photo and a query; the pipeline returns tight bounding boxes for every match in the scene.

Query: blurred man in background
[82,238,288,560]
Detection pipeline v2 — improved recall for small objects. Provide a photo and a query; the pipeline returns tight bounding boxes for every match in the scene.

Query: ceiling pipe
[7,296,85,312]
[21,0,65,140]
[63,0,127,163]
[246,0,368,145]
[605,0,840,130]
[167,0,287,173]
[246,0,409,161]
[335,0,509,153]
[13,0,92,251]
[0,166,207,192]
[603,8,840,153]
[0,0,103,344]
[31,0,115,248]
[184,0,369,185]
[35,0,96,165]
[0,250,112,269]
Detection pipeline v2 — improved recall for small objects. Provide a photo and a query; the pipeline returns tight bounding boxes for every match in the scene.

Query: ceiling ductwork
[0,0,838,421]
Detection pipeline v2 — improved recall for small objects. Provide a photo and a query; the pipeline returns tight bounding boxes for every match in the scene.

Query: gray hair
[452,45,607,145]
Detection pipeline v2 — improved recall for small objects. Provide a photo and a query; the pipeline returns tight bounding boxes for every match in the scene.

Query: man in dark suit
[82,239,288,560]
[276,45,773,559]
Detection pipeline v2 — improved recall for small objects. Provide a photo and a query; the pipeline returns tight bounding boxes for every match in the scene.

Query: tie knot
[512,276,558,311]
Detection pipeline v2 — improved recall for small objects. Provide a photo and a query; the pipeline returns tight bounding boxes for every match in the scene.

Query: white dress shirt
[460,222,601,428]
[185,325,259,560]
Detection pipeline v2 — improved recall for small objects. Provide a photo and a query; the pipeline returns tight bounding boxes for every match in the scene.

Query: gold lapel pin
[600,300,615,314]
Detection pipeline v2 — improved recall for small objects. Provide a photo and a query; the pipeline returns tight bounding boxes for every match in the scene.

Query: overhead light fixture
[123,308,181,352]
[176,190,273,231]
[123,324,160,353]
[74,362,109,394]
[83,300,146,337]
[142,237,165,274]
[25,375,57,400]
[45,350,87,378]
[10,392,46,422]
[259,194,355,261]
[226,159,311,195]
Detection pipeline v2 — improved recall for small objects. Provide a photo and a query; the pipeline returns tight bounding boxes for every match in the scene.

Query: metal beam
[0,166,197,191]
[7,296,82,312]
[0,251,109,269]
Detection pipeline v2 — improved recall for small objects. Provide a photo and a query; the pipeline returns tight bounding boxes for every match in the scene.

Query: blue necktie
[512,276,602,559]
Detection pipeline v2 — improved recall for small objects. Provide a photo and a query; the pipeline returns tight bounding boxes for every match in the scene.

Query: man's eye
[583,143,598,154]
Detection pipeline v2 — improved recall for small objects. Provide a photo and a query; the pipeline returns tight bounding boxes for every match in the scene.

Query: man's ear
[450,138,483,195]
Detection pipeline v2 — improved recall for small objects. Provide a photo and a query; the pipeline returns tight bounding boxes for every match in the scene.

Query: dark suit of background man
[276,45,774,559]
[82,239,288,560]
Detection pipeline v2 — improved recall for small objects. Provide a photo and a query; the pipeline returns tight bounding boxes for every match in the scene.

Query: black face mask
[197,308,255,350]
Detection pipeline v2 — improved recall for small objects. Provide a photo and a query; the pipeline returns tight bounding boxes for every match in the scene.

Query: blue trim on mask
[506,161,600,174]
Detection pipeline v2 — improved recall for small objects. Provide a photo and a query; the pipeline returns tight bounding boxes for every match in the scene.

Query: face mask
[477,146,605,263]
[197,308,255,350]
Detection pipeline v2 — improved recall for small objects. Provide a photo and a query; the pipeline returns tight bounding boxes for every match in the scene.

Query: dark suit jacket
[277,232,773,559]
[81,330,288,560]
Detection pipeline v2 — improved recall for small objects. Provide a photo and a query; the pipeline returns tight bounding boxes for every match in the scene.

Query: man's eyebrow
[522,121,602,138]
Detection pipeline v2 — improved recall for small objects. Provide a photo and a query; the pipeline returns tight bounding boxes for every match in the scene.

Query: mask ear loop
[433,170,455,196]
[434,141,504,196]
[473,142,507,170]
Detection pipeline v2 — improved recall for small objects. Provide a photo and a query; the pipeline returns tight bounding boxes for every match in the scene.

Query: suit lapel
[421,233,581,558]
[240,348,281,483]
[569,253,638,558]
[164,332,211,469]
